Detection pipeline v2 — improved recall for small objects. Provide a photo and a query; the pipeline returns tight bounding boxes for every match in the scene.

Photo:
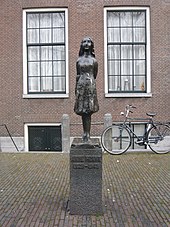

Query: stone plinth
[70,138,103,215]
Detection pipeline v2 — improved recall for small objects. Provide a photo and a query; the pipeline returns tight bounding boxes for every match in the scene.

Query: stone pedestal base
[70,138,103,215]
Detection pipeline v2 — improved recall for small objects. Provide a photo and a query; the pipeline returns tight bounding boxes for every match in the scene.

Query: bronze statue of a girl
[74,37,99,142]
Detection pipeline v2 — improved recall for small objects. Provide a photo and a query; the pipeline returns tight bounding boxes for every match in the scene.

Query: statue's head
[79,37,95,57]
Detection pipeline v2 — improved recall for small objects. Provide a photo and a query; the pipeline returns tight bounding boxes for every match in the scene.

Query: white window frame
[104,7,151,98]
[23,8,69,98]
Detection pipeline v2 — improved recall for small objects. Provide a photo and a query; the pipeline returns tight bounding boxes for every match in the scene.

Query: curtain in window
[107,11,146,92]
[27,12,65,93]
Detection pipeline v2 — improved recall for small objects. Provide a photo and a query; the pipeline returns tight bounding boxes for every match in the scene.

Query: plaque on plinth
[70,138,103,215]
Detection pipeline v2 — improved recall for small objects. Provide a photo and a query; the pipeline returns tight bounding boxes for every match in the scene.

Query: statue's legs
[82,114,91,142]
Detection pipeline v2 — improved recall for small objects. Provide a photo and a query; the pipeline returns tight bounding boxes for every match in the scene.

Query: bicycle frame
[121,105,156,146]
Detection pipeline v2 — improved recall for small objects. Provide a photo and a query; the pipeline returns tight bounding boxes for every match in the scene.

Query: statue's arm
[94,60,98,79]
[76,60,80,82]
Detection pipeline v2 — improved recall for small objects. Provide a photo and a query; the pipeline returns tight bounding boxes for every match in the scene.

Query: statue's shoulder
[77,56,83,62]
[92,57,98,65]
[76,57,82,65]
[93,57,97,62]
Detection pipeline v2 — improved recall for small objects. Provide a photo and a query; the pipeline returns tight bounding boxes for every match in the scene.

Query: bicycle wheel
[148,124,170,154]
[101,124,131,155]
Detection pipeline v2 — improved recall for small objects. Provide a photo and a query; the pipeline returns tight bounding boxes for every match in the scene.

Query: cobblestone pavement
[0,152,169,227]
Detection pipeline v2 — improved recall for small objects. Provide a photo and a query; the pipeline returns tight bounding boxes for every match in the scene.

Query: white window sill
[105,93,152,98]
[23,94,69,99]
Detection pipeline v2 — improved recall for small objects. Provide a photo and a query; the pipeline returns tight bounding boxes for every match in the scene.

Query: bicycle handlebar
[120,105,137,119]
[126,104,136,109]
[124,105,137,119]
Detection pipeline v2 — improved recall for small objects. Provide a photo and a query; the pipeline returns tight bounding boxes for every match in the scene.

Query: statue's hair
[79,37,95,57]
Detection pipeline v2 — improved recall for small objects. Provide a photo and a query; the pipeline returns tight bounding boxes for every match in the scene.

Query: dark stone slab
[70,138,103,215]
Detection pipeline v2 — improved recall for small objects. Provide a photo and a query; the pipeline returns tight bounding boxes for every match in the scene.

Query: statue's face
[82,37,92,51]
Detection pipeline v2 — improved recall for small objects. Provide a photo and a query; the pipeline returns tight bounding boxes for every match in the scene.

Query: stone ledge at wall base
[0,137,24,152]
[70,138,103,215]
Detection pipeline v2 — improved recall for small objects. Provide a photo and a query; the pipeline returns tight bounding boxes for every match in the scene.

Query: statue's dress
[74,55,99,115]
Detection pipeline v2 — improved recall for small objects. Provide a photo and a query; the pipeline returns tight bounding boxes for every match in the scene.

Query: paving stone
[0,152,169,227]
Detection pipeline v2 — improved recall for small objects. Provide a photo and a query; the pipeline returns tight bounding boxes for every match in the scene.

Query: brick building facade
[0,0,170,151]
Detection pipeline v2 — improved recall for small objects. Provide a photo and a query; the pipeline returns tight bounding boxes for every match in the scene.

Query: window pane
[41,77,52,92]
[41,62,52,76]
[133,12,145,26]
[134,45,145,59]
[54,77,65,91]
[108,76,120,91]
[40,13,51,28]
[120,12,132,27]
[53,28,65,43]
[108,45,120,59]
[121,60,132,75]
[28,47,40,61]
[133,28,145,42]
[134,76,145,91]
[121,76,133,91]
[40,29,51,43]
[28,62,40,76]
[41,46,52,60]
[53,61,65,75]
[108,61,120,75]
[27,14,39,28]
[53,13,64,27]
[29,77,40,92]
[53,46,65,60]
[27,29,39,43]
[108,28,120,42]
[121,28,132,42]
[107,12,119,26]
[134,60,145,74]
[121,45,132,59]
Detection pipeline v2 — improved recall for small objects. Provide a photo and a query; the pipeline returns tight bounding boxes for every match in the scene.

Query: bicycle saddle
[146,112,156,117]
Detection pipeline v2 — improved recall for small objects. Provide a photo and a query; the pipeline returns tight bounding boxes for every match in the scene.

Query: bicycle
[101,105,170,155]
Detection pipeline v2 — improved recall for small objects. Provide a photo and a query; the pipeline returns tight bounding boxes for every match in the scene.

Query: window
[104,7,151,97]
[28,126,62,151]
[23,9,68,98]
[24,123,62,151]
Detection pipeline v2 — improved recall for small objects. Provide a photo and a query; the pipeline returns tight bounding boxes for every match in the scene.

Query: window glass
[53,13,65,27]
[40,13,52,28]
[27,14,39,28]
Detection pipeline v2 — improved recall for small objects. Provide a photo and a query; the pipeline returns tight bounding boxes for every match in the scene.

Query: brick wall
[0,0,170,139]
